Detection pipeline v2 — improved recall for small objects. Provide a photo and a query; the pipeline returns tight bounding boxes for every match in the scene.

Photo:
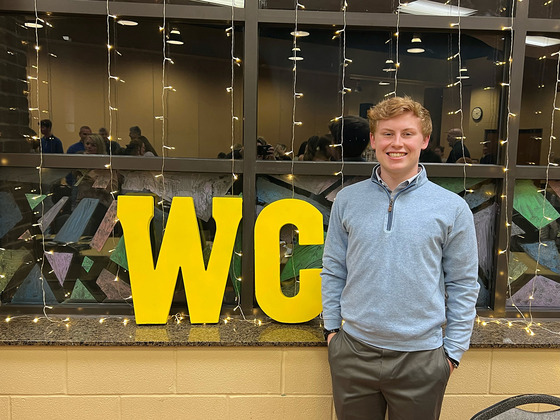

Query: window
[0,0,559,320]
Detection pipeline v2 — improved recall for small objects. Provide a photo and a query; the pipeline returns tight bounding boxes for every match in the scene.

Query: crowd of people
[37,120,158,157]
[218,115,374,162]
[36,117,496,164]
[218,118,496,164]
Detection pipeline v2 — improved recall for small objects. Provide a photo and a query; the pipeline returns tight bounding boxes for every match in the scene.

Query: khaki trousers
[328,328,450,420]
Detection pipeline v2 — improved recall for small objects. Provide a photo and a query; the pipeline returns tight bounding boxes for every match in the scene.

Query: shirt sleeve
[320,196,349,330]
[442,202,480,362]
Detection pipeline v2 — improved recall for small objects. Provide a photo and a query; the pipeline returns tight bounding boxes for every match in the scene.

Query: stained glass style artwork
[45,252,73,286]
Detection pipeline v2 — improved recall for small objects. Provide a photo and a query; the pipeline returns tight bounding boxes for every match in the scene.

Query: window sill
[0,316,559,348]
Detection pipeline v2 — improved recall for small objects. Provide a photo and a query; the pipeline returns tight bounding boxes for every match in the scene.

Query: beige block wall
[0,347,559,420]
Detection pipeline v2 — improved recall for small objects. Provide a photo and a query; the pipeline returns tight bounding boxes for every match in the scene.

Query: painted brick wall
[0,347,558,419]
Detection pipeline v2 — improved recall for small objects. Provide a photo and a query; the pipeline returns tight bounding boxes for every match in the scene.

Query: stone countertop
[0,315,560,347]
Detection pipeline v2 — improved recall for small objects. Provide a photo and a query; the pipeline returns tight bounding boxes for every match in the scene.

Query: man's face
[79,127,92,143]
[370,112,429,183]
[40,125,49,135]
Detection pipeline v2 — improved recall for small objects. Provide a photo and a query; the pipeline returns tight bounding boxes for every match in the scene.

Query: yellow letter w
[117,195,242,325]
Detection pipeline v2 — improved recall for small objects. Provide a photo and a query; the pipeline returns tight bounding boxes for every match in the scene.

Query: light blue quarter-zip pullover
[321,165,479,363]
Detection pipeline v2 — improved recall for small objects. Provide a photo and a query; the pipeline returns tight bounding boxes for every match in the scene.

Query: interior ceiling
[21,13,504,63]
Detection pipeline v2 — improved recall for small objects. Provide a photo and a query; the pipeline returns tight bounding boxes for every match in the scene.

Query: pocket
[327,330,343,361]
[440,347,451,379]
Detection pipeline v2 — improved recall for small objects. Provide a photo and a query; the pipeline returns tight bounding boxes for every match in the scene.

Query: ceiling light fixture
[166,28,184,45]
[117,19,138,26]
[407,34,425,54]
[456,67,470,79]
[290,30,310,37]
[24,20,43,29]
[526,35,560,47]
[398,0,476,16]
[191,0,244,7]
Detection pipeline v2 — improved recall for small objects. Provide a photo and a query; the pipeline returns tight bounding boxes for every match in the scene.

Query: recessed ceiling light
[526,35,560,47]
[290,31,310,37]
[398,0,476,16]
[117,19,138,26]
[62,35,71,42]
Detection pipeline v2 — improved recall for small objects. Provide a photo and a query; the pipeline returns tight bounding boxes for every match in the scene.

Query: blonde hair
[367,96,432,138]
[85,134,107,154]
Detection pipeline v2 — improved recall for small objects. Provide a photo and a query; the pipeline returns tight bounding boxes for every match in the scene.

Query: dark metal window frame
[1,0,560,318]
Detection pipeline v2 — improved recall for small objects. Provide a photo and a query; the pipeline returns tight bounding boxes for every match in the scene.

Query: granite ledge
[0,316,559,348]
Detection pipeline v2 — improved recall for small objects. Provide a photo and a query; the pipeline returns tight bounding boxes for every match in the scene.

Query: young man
[67,125,92,154]
[321,96,479,420]
[39,119,64,154]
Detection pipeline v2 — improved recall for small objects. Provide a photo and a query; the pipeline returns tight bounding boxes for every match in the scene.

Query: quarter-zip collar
[371,164,425,195]
[370,164,427,231]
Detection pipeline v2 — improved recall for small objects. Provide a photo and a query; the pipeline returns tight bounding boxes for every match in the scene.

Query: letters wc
[117,196,324,325]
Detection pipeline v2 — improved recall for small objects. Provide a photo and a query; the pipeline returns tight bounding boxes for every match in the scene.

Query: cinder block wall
[0,347,559,420]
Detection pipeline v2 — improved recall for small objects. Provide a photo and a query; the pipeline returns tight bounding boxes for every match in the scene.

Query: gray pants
[328,328,450,420]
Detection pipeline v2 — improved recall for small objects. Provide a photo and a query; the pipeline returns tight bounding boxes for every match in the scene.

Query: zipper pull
[388,198,393,212]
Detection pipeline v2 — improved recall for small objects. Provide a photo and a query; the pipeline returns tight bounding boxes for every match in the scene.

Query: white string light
[227,6,239,191]
[338,1,349,185]
[501,1,525,324]
[159,1,170,235]
[226,2,245,320]
[30,0,56,324]
[289,2,306,199]
[394,3,401,94]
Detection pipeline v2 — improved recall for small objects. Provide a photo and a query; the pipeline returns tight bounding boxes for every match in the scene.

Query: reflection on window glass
[0,15,243,158]
[256,174,494,306]
[509,179,560,310]
[521,34,560,166]
[259,26,507,164]
[260,0,510,16]
[0,167,241,312]
[529,1,560,19]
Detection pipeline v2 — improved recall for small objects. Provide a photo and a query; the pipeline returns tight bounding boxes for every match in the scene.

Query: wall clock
[471,106,483,122]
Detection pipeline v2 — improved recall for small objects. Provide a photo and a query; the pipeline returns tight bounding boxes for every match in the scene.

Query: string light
[226,2,244,321]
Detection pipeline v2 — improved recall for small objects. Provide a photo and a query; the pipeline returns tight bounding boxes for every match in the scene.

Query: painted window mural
[0,167,240,313]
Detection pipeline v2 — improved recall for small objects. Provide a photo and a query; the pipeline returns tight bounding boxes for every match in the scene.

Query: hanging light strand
[393,2,401,95]
[159,1,169,233]
[32,0,54,323]
[338,0,349,185]
[455,1,469,192]
[228,5,239,191]
[106,1,116,199]
[502,2,525,323]
[290,2,306,198]
[228,2,244,320]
